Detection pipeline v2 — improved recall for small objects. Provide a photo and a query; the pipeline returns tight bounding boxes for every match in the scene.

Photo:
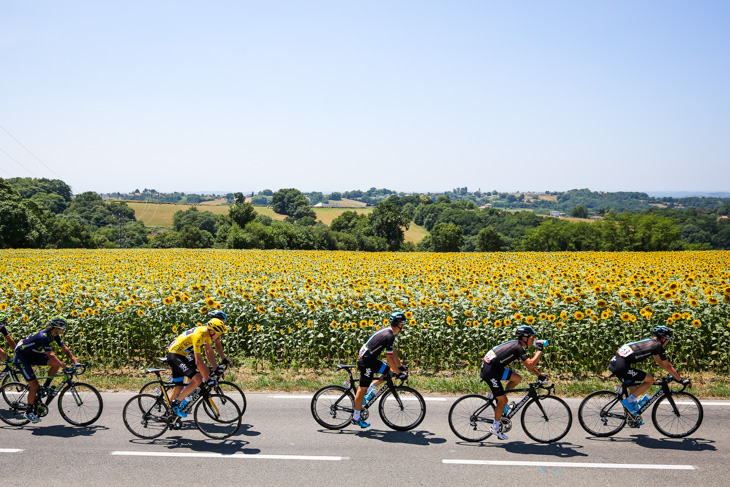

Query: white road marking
[443,459,695,470]
[268,395,447,401]
[0,449,23,453]
[111,451,346,461]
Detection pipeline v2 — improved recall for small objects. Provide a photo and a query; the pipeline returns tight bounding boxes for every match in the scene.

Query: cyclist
[166,316,230,417]
[352,311,409,428]
[0,313,18,362]
[609,325,690,415]
[209,310,234,370]
[481,325,547,440]
[13,316,79,423]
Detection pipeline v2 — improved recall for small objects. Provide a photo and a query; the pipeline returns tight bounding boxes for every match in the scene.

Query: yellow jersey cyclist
[0,313,18,362]
[13,316,79,423]
[481,325,547,440]
[609,325,690,415]
[167,312,232,417]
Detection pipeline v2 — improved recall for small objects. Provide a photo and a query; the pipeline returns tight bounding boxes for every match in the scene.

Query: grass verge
[81,362,730,398]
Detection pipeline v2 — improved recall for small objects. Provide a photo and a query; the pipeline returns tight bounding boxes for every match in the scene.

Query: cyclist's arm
[654,355,682,381]
[204,341,219,371]
[4,335,16,350]
[387,349,402,373]
[194,352,211,381]
[59,344,77,364]
[213,337,226,363]
[522,351,542,376]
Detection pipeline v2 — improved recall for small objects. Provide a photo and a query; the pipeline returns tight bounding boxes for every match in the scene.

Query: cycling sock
[627,394,637,403]
[353,410,361,421]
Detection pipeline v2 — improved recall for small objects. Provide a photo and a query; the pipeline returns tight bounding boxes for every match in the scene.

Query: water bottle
[503,401,515,416]
[638,394,650,408]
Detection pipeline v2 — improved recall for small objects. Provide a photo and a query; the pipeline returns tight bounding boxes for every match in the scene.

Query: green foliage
[431,222,464,252]
[271,188,316,221]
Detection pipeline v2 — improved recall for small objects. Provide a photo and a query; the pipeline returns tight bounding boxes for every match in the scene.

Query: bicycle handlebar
[63,363,86,376]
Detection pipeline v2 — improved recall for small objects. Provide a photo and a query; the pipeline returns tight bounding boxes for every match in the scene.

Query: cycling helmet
[0,313,7,326]
[49,316,68,330]
[210,310,228,321]
[207,318,228,335]
[652,325,673,340]
[515,325,536,338]
[389,312,407,327]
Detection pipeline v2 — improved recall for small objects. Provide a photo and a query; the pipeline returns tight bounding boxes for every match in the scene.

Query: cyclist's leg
[628,371,653,399]
[481,363,508,420]
[167,353,199,402]
[504,370,522,392]
[41,353,64,389]
[14,352,43,407]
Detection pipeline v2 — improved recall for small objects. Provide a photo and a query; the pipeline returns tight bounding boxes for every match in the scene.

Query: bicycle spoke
[448,394,494,442]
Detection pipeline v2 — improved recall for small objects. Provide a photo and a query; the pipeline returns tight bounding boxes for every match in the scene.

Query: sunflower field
[1,249,729,374]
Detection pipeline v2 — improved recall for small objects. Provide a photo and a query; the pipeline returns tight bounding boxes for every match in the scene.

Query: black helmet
[652,325,673,340]
[389,312,407,327]
[515,325,536,338]
[210,310,228,322]
[50,316,68,330]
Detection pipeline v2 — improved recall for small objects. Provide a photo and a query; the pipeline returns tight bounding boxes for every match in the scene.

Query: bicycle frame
[338,364,406,411]
[613,377,689,418]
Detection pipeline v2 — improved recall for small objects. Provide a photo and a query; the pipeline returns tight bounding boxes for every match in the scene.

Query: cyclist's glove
[206,378,218,388]
[222,358,233,367]
[397,372,408,380]
[214,366,225,377]
[680,378,691,385]
[535,342,544,351]
[538,373,548,381]
[398,365,408,372]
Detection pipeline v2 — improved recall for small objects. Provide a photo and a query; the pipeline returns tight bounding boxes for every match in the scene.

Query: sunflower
[256,306,266,314]
[621,312,631,322]
[692,319,701,327]
[276,307,285,314]
[525,316,535,325]
[556,322,565,329]
[574,311,585,321]
[494,320,502,328]
[405,311,413,319]
[446,316,454,325]
[708,297,719,305]
[464,310,474,318]
[331,320,338,328]
[116,305,124,312]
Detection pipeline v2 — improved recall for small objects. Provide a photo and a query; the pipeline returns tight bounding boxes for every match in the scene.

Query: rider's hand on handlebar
[397,372,408,381]
[680,378,692,387]
[214,366,225,377]
[222,358,233,367]
[538,373,548,382]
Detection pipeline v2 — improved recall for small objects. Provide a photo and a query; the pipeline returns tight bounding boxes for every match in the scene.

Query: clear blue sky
[1,1,728,195]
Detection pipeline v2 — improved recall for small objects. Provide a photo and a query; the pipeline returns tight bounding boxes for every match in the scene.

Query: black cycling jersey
[359,328,395,361]
[16,329,63,354]
[483,340,527,367]
[613,338,667,365]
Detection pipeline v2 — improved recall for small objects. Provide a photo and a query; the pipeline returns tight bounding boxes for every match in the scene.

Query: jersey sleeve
[191,328,211,354]
[53,333,64,348]
[0,325,8,337]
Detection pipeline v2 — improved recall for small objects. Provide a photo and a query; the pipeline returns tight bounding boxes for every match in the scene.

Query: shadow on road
[29,424,109,438]
[316,428,447,446]
[130,436,260,454]
[585,434,716,451]
[452,440,588,458]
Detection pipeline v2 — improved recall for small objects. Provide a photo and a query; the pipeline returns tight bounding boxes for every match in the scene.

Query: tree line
[2,178,730,251]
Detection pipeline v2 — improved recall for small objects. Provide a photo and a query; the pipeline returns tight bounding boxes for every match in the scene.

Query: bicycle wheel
[578,390,626,437]
[521,395,573,443]
[651,391,703,438]
[194,393,241,439]
[0,382,30,426]
[1,369,26,387]
[311,385,354,430]
[378,385,426,431]
[57,382,104,426]
[448,394,494,442]
[122,393,170,439]
[216,381,247,417]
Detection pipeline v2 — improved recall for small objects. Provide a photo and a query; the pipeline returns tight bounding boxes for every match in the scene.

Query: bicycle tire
[448,394,494,442]
[122,393,170,439]
[651,391,703,438]
[0,381,30,426]
[216,381,247,417]
[1,369,26,387]
[378,385,426,431]
[194,393,241,439]
[310,385,354,430]
[521,395,572,443]
[57,382,104,426]
[578,390,626,437]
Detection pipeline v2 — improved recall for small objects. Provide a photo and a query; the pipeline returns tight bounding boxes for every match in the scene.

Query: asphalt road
[1,392,727,487]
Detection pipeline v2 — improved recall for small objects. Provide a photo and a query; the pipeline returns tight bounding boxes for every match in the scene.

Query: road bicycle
[1,358,25,386]
[448,380,572,443]
[578,376,703,438]
[122,367,241,440]
[0,363,103,427]
[138,358,246,418]
[311,364,426,431]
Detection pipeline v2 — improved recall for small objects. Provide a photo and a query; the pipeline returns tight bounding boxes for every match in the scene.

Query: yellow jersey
[168,326,212,356]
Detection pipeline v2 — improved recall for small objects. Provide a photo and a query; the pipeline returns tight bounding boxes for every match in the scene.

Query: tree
[0,180,49,248]
[431,223,464,252]
[271,188,316,220]
[368,200,410,251]
[570,205,589,219]
[329,192,342,201]
[172,207,219,235]
[476,227,505,252]
[228,202,256,228]
[234,192,246,204]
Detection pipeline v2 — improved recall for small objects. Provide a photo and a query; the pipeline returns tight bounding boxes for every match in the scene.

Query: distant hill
[646,191,730,198]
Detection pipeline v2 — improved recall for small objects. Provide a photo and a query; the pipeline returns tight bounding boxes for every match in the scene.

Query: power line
[0,124,61,178]
[0,146,38,177]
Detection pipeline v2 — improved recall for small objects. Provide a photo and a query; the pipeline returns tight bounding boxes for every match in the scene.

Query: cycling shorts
[357,358,388,388]
[480,362,513,397]
[167,352,198,381]
[13,350,49,382]
[608,356,647,383]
